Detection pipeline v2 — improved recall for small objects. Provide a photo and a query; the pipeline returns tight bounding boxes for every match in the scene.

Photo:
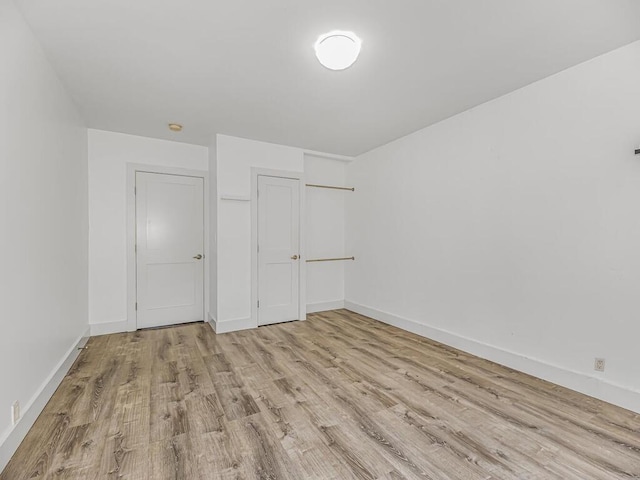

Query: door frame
[126,163,209,332]
[251,167,306,328]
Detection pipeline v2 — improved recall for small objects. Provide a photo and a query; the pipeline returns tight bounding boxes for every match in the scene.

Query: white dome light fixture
[314,30,362,71]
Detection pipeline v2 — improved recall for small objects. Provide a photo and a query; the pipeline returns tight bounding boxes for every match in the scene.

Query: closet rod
[306,256,355,263]
[306,183,355,192]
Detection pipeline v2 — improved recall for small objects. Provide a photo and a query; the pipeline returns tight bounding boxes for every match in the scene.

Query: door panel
[258,175,300,326]
[136,172,204,329]
[264,263,293,306]
[265,185,293,249]
[145,263,197,309]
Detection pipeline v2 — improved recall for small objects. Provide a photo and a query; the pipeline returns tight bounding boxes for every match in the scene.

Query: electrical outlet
[594,358,606,372]
[11,401,20,425]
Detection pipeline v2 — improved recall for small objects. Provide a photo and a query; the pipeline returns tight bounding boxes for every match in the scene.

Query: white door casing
[257,175,301,326]
[136,172,204,329]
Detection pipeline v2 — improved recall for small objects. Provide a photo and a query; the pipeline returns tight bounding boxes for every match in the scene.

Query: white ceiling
[18,0,640,156]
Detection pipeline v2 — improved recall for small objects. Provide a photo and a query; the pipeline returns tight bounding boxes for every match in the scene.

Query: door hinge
[135,302,138,310]
[135,244,137,253]
[134,186,137,195]
[257,300,260,308]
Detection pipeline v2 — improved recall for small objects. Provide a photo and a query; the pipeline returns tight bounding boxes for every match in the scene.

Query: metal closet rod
[306,256,355,263]
[306,183,355,192]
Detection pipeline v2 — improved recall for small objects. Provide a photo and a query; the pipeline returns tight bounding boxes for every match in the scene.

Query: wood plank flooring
[2,309,639,479]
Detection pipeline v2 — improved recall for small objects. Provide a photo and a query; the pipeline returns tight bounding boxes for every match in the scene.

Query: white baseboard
[209,304,344,333]
[90,320,128,336]
[0,327,90,472]
[344,301,640,414]
[307,300,345,314]
[209,313,256,334]
[210,300,344,334]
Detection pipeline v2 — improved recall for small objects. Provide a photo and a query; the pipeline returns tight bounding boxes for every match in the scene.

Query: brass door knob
[193,254,203,260]
[291,255,299,260]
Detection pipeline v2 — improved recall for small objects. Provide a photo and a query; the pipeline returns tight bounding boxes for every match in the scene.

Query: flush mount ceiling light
[168,123,183,132]
[314,30,362,71]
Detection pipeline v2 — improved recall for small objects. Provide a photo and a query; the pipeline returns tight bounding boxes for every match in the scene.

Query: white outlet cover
[11,401,20,425]
[594,358,606,372]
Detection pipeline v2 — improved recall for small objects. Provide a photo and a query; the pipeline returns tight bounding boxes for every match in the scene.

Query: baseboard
[307,300,345,314]
[209,313,256,334]
[90,320,128,336]
[207,312,216,332]
[344,301,640,414]
[0,326,90,472]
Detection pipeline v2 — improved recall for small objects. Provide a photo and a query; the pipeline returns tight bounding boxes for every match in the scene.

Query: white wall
[208,135,218,324]
[0,0,88,468]
[215,135,304,327]
[346,40,640,412]
[214,135,350,330]
[88,130,208,333]
[88,131,347,335]
[305,155,348,312]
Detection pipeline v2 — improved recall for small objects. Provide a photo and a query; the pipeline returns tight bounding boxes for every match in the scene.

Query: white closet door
[257,175,300,326]
[136,172,204,329]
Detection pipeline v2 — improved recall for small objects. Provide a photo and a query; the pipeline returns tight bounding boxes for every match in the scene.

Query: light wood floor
[2,310,639,479]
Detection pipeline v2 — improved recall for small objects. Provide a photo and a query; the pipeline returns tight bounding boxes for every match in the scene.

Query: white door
[258,175,300,326]
[136,172,204,329]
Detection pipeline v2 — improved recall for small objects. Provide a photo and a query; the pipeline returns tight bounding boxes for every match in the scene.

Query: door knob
[193,254,203,260]
[291,255,299,260]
